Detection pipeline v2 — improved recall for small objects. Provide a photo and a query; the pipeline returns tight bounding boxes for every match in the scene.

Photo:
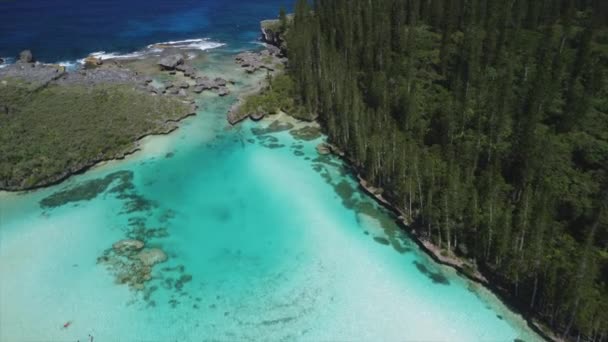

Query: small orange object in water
[62,321,72,329]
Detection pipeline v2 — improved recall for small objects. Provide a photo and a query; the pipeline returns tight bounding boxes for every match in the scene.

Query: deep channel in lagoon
[0,50,542,341]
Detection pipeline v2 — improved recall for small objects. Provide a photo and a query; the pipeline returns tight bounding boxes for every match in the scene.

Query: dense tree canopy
[285,0,608,340]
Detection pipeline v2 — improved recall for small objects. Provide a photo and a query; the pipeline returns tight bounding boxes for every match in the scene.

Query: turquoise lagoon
[0,51,542,341]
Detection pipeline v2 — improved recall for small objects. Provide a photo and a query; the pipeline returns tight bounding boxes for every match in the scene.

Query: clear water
[0,51,541,341]
[1,1,541,340]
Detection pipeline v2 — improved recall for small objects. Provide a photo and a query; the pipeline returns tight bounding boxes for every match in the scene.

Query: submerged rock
[112,239,145,253]
[136,248,168,266]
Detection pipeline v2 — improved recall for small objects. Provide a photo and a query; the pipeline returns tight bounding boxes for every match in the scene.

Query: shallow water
[0,50,543,341]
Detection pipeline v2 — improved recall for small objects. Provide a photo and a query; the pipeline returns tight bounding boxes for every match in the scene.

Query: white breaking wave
[0,57,14,68]
[77,50,148,64]
[0,38,225,68]
[75,37,224,65]
[56,60,80,71]
[146,38,225,51]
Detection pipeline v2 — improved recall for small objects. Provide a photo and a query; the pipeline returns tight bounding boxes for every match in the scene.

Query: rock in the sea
[136,248,168,266]
[316,143,331,155]
[19,50,34,63]
[112,239,145,253]
[0,57,4,65]
[217,86,230,97]
[195,76,215,89]
[182,65,196,78]
[214,77,227,87]
[158,54,184,70]
[178,81,190,89]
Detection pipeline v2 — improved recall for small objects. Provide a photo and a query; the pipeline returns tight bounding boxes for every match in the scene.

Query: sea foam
[146,38,225,51]
[76,38,224,65]
[0,57,14,69]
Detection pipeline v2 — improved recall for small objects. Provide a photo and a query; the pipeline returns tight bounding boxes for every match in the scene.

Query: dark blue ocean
[0,0,292,62]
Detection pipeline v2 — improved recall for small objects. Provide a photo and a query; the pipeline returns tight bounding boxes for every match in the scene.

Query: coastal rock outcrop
[175,64,197,78]
[227,106,250,125]
[158,54,184,70]
[261,19,282,46]
[217,86,230,96]
[83,56,103,69]
[316,143,331,155]
[0,62,66,90]
[260,17,292,53]
[250,111,265,121]
[192,76,230,96]
[235,50,282,74]
[19,50,34,63]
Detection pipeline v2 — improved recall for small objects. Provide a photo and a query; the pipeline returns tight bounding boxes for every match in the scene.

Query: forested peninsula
[265,0,608,340]
[0,51,201,191]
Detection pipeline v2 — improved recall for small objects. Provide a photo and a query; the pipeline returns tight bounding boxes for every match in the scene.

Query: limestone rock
[217,86,230,97]
[214,77,227,87]
[83,56,103,69]
[250,112,265,121]
[19,50,33,63]
[158,54,184,70]
[316,143,331,155]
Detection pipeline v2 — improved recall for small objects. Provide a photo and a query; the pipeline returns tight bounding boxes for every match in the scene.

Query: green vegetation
[0,79,191,190]
[286,0,608,339]
[238,73,313,120]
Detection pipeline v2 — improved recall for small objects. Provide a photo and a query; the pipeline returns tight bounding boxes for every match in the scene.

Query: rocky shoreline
[226,45,286,125]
